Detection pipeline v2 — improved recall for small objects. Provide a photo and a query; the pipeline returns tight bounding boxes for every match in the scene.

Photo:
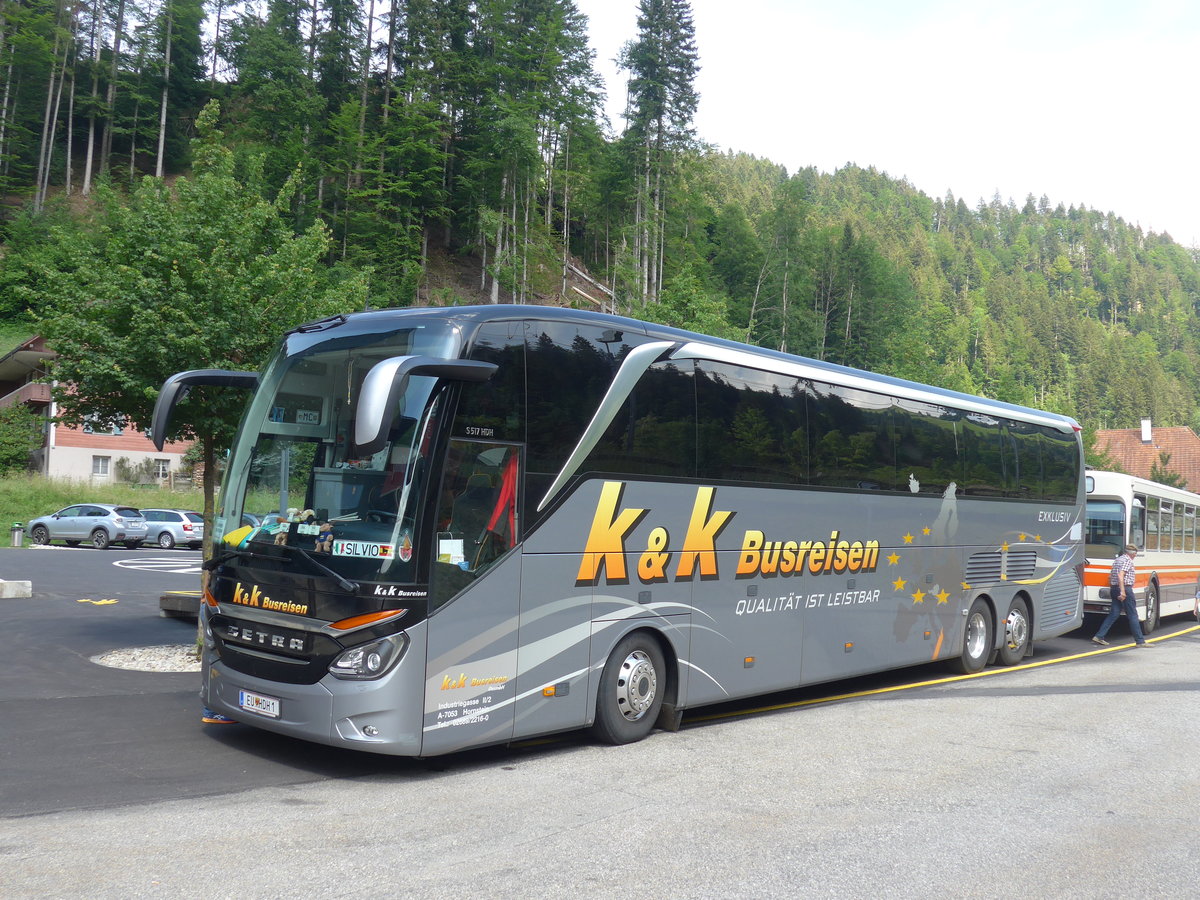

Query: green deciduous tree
[32,101,367,550]
[0,404,43,473]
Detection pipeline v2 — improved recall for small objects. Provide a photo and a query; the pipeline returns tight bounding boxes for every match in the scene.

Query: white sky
[575,0,1200,247]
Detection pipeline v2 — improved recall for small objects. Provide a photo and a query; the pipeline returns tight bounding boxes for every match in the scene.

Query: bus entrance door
[421,441,522,755]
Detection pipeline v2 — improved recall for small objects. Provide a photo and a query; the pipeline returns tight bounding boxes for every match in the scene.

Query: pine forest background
[2,0,1199,459]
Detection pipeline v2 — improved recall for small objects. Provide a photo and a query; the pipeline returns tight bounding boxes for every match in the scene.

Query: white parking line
[112,557,203,575]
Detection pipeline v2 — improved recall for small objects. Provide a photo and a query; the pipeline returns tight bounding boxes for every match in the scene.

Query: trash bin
[11,522,23,547]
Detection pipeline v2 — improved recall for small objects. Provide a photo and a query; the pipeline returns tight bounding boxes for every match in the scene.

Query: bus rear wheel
[998,597,1030,666]
[952,598,993,674]
[592,633,666,745]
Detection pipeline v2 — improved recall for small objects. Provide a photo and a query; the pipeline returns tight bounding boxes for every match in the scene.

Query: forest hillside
[0,0,1198,451]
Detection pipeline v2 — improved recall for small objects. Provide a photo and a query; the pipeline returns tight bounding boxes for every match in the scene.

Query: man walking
[1093,543,1152,647]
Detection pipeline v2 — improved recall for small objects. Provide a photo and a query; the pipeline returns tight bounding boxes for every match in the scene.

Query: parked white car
[140,508,205,550]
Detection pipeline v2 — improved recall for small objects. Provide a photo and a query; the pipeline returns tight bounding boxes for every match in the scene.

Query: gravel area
[90,644,201,672]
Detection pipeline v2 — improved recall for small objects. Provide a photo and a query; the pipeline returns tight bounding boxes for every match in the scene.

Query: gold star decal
[887,552,901,565]
[1018,533,1026,542]
[1034,535,1042,542]
[903,533,915,544]
[961,582,972,590]
[1001,541,1010,552]
[893,577,908,591]
[936,590,950,604]
[912,589,926,604]
[922,526,931,535]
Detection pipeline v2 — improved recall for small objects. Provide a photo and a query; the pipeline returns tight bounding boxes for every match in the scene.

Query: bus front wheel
[952,598,993,674]
[592,633,666,745]
[1142,583,1160,635]
[998,597,1030,666]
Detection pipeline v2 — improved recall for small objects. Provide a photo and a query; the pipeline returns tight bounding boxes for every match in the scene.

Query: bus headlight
[329,633,408,680]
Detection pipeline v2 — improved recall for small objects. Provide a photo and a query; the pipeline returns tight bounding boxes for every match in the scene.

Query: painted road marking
[77,598,119,605]
[112,557,203,575]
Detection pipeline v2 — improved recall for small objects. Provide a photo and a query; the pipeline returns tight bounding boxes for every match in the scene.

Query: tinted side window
[695,361,805,485]
[585,360,696,479]
[808,381,894,491]
[962,413,1008,496]
[893,399,962,496]
[522,320,655,527]
[1007,420,1042,499]
[1039,425,1080,502]
[459,321,526,444]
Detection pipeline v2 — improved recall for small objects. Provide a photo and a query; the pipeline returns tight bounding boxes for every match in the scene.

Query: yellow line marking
[685,624,1200,726]
[77,598,119,606]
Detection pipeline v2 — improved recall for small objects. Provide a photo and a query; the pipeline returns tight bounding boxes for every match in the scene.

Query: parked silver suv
[140,508,204,550]
[28,504,148,550]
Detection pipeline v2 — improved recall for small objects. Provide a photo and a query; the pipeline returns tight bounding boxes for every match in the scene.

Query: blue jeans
[1095,583,1147,643]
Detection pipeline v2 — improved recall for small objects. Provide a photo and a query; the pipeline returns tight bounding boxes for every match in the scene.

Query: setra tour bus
[153,305,1086,756]
[1083,469,1200,633]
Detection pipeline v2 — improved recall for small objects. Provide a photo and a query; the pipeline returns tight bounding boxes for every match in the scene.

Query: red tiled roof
[1094,426,1200,491]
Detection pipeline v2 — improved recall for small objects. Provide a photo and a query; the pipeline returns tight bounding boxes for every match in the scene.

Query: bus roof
[290,304,1081,433]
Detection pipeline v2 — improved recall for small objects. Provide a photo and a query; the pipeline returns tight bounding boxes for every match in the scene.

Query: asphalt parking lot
[4,590,1199,898]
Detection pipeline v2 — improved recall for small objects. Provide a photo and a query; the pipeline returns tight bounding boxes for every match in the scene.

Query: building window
[153,459,170,479]
[92,456,111,478]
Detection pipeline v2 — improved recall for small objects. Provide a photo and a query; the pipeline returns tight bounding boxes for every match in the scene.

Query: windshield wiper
[277,543,360,594]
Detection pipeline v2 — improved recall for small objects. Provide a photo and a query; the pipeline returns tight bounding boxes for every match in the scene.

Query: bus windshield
[1085,499,1125,559]
[215,322,460,585]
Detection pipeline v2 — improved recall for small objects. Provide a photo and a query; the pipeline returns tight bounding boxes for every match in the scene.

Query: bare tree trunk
[154,0,173,178]
[99,0,127,173]
[81,0,102,194]
[490,173,507,304]
[64,61,75,194]
[560,129,570,296]
[378,0,397,174]
[354,0,375,180]
[0,18,12,180]
[34,18,66,212]
[209,0,225,86]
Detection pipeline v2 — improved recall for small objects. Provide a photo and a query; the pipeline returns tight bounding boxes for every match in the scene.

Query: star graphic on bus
[887,552,901,565]
[903,532,915,544]
[911,589,926,604]
[893,576,907,591]
[936,590,950,604]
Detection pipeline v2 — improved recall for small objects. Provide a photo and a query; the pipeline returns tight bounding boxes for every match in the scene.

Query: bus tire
[998,596,1030,666]
[1142,583,1159,635]
[952,598,993,674]
[592,632,666,745]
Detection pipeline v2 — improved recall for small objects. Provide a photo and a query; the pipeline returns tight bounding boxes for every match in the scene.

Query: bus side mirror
[151,369,260,451]
[354,356,497,456]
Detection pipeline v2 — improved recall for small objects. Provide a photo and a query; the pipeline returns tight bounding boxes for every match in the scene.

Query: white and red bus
[1084,470,1200,632]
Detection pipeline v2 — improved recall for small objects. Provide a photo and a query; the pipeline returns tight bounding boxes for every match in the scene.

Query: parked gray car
[140,508,205,549]
[28,504,148,550]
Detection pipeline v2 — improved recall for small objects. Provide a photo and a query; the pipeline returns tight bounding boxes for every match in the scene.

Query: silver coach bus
[153,306,1085,756]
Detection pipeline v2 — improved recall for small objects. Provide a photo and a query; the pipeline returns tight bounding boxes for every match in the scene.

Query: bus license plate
[238,690,281,718]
